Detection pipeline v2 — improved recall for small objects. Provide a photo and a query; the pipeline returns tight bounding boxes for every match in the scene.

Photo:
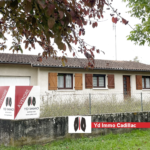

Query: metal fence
[40,92,150,118]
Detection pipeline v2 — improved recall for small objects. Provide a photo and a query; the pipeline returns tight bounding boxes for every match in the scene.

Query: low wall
[1,112,150,146]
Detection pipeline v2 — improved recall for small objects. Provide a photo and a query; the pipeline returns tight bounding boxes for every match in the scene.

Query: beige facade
[0,64,150,96]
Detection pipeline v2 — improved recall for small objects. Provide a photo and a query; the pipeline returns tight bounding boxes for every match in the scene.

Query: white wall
[1,64,150,103]
[0,64,38,86]
[38,67,150,103]
[38,68,150,94]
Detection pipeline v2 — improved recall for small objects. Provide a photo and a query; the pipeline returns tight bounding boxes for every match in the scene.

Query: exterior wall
[38,67,150,94]
[37,67,150,104]
[0,64,38,86]
[1,112,150,146]
[1,64,150,102]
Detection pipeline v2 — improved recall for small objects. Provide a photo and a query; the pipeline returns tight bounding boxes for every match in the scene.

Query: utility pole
[113,23,117,60]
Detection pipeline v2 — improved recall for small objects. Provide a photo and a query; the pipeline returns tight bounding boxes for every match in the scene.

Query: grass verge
[1,129,150,150]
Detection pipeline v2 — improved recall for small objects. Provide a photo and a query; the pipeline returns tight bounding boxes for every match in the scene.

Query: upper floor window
[93,74,105,88]
[58,74,73,89]
[142,76,150,89]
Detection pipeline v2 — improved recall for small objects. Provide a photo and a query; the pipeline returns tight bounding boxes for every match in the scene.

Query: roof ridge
[0,52,145,63]
[0,53,150,71]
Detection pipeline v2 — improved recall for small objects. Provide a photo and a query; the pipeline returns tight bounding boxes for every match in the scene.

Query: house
[0,53,150,102]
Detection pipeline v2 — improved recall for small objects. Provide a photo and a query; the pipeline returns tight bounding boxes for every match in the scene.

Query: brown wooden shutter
[85,74,93,88]
[48,73,57,90]
[136,75,142,90]
[75,73,82,90]
[108,74,115,89]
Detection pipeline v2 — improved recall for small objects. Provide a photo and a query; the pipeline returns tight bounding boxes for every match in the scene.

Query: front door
[123,76,131,98]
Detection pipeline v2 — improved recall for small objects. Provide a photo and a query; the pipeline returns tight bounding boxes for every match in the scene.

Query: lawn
[1,129,150,150]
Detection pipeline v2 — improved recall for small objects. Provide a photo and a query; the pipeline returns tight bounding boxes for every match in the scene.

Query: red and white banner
[68,116,91,133]
[0,86,15,119]
[14,86,40,120]
[0,86,40,120]
[92,122,150,128]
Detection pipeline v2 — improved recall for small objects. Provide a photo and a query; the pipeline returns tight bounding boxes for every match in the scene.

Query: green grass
[1,129,150,150]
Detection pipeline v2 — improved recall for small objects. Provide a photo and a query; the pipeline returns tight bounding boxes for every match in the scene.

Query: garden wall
[1,112,150,146]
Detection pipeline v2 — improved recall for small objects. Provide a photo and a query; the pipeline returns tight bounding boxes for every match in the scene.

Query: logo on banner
[74,117,86,132]
[6,97,12,107]
[68,116,91,133]
[28,97,36,106]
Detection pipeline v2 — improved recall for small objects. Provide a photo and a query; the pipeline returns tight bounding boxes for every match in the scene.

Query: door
[123,76,131,98]
[0,76,30,86]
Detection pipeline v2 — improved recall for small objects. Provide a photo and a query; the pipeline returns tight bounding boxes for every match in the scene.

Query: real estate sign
[0,86,40,120]
[0,86,15,120]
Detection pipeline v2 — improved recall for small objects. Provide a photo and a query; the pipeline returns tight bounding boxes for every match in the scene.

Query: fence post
[141,92,143,112]
[89,93,91,114]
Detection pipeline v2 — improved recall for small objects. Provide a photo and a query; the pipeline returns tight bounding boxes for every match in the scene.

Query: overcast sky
[0,1,150,64]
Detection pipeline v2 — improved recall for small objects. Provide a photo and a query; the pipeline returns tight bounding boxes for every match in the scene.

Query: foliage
[0,0,129,68]
[123,0,150,46]
[133,56,140,62]
[0,0,108,68]
[130,56,140,62]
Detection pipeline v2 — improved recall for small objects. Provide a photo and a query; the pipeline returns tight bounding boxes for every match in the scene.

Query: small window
[93,74,105,88]
[142,76,150,89]
[58,74,73,89]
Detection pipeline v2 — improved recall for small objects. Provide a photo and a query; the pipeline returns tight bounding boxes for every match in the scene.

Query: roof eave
[0,62,150,72]
[32,64,150,72]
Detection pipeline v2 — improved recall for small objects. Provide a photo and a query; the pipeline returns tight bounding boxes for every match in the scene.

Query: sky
[0,1,150,64]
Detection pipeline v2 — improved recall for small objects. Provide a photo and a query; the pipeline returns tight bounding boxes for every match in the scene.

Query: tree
[130,56,140,62]
[0,0,128,68]
[123,0,150,46]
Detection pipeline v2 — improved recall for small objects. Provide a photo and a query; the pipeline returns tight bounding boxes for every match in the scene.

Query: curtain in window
[99,77,104,86]
[142,78,144,88]
[93,76,97,86]
[58,75,64,88]
[66,75,72,88]
[146,78,150,88]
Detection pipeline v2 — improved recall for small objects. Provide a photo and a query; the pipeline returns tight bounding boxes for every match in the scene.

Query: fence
[40,92,150,118]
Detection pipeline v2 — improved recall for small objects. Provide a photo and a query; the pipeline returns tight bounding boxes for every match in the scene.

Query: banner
[14,86,40,120]
[92,122,150,128]
[0,86,15,119]
[68,116,91,133]
[68,116,150,133]
[0,86,40,120]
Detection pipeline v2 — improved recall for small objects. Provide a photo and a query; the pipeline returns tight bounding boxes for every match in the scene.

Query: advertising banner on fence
[92,122,150,128]
[0,86,15,119]
[68,116,150,134]
[0,86,40,120]
[14,86,40,120]
[68,116,91,133]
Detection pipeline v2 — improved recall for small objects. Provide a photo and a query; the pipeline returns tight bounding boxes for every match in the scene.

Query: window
[58,74,73,89]
[93,74,105,88]
[142,76,150,89]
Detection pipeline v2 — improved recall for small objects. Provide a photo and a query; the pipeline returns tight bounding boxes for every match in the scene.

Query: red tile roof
[0,53,150,71]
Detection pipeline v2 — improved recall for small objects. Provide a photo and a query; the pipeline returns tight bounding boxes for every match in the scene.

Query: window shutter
[48,73,57,90]
[108,74,115,89]
[85,74,93,89]
[136,75,142,90]
[75,73,82,90]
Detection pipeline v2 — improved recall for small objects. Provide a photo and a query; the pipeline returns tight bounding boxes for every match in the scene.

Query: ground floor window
[93,74,105,88]
[58,74,73,89]
[142,76,150,89]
